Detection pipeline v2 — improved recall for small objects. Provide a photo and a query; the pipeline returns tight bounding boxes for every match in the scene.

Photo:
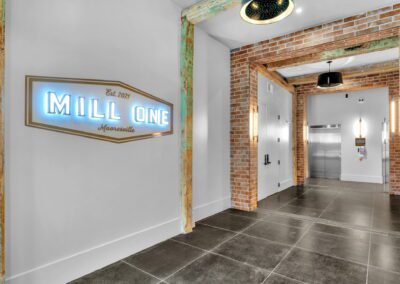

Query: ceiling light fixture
[317,61,343,89]
[240,0,295,25]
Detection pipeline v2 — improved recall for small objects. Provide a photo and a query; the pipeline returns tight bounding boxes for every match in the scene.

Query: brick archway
[230,4,400,211]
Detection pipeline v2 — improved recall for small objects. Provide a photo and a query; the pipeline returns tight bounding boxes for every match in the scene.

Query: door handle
[264,154,271,166]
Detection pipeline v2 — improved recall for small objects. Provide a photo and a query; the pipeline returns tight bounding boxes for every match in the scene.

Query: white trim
[193,196,231,222]
[6,218,181,284]
[341,174,383,184]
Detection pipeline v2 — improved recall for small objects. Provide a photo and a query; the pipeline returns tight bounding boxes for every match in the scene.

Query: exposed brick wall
[230,4,400,210]
[296,72,400,195]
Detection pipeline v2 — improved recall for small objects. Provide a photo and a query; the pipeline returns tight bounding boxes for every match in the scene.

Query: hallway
[71,180,400,284]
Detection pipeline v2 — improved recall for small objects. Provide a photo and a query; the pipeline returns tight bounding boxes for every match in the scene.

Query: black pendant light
[317,61,343,89]
[240,0,295,25]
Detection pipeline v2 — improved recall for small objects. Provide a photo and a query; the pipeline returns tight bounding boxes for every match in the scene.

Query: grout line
[267,272,307,284]
[162,219,263,282]
[256,207,400,237]
[261,220,315,284]
[366,191,377,284]
[275,188,314,211]
[317,190,341,218]
[160,250,209,282]
[121,260,164,282]
[170,237,306,284]
[177,222,375,276]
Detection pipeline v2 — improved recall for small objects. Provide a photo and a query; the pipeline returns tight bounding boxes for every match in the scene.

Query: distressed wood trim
[292,92,297,185]
[267,36,400,71]
[257,65,295,94]
[288,60,400,85]
[182,0,240,24]
[180,17,194,233]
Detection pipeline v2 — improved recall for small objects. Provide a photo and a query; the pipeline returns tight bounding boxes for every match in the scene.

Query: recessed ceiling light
[240,0,295,25]
[296,7,303,14]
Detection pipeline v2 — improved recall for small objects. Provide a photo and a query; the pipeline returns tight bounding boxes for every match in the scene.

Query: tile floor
[71,179,400,283]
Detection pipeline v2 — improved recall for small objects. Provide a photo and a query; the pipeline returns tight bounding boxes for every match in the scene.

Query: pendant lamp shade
[317,61,343,89]
[240,0,295,25]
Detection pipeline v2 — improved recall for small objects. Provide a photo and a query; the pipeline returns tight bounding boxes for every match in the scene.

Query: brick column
[230,56,258,211]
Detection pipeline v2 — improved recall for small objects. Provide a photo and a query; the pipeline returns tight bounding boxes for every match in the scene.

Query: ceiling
[277,48,400,78]
[172,0,399,49]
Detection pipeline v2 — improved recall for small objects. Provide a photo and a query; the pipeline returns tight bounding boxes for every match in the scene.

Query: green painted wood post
[180,16,194,233]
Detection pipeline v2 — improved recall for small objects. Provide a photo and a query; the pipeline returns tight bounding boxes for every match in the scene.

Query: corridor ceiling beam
[182,0,240,24]
[287,60,399,85]
[267,36,400,71]
[257,65,295,94]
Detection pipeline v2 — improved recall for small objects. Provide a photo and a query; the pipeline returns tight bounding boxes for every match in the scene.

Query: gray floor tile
[296,230,370,264]
[214,234,290,270]
[262,213,311,229]
[370,243,400,273]
[287,198,331,210]
[258,187,307,210]
[278,204,323,218]
[199,212,257,232]
[311,223,370,243]
[371,233,400,248]
[264,273,303,284]
[368,267,400,284]
[319,210,371,228]
[243,221,306,245]
[276,248,367,284]
[166,253,269,284]
[124,240,203,279]
[69,261,159,284]
[224,208,268,220]
[172,223,235,250]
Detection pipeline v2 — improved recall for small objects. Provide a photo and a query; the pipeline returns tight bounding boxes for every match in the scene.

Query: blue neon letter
[47,92,71,115]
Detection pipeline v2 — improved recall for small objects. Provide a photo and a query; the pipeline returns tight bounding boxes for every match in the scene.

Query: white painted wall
[192,27,231,221]
[308,88,389,184]
[258,75,293,200]
[5,0,230,283]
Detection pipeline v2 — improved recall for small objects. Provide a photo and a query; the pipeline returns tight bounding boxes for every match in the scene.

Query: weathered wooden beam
[257,65,295,94]
[182,0,240,24]
[180,17,194,233]
[267,36,399,71]
[288,60,399,85]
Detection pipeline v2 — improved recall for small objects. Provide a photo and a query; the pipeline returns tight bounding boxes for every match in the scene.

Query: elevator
[308,124,342,180]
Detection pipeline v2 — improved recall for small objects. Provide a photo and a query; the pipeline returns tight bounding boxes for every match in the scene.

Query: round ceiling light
[317,61,344,89]
[240,0,295,25]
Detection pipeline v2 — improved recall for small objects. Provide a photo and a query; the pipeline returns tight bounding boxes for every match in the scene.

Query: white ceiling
[278,48,400,78]
[172,0,400,49]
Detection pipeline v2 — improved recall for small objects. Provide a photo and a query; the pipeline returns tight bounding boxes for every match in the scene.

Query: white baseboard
[6,218,181,284]
[193,196,231,222]
[341,174,383,184]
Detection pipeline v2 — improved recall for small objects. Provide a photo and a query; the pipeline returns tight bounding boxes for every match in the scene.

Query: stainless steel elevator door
[308,125,341,180]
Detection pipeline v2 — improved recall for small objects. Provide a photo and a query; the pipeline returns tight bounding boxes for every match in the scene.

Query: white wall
[5,1,230,283]
[192,27,231,221]
[308,88,389,183]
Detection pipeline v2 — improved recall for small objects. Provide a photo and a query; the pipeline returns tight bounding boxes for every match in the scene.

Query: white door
[258,75,280,200]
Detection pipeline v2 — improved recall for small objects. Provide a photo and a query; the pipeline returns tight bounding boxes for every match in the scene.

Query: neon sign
[26,76,173,143]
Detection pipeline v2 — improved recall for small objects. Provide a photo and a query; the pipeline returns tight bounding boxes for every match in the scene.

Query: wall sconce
[391,99,396,134]
[353,117,367,138]
[305,124,309,143]
[250,106,259,142]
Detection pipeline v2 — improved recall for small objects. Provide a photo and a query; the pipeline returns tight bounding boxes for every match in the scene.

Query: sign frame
[355,137,366,147]
[25,75,174,143]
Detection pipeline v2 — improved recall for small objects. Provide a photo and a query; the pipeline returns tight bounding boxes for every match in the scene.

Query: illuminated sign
[25,76,173,143]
